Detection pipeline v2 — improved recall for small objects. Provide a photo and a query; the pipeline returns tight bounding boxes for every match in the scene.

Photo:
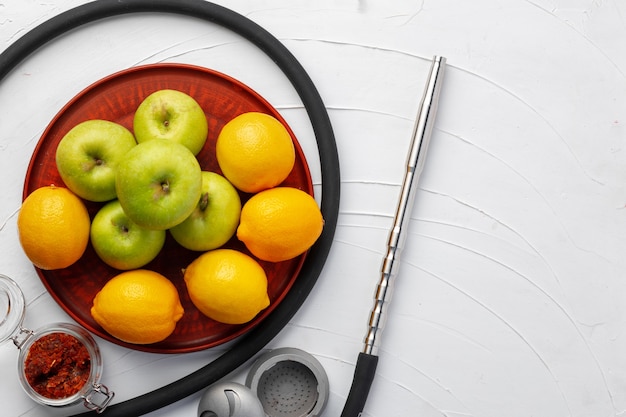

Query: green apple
[133,89,208,155]
[55,119,136,202]
[115,139,202,230]
[90,200,166,270]
[170,171,242,251]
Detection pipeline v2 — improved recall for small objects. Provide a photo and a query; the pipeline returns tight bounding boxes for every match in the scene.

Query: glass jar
[0,274,114,413]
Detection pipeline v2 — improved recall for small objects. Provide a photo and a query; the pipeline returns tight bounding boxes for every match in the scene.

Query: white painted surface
[1,1,626,416]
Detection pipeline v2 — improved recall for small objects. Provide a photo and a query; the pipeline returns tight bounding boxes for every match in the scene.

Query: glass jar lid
[0,274,26,344]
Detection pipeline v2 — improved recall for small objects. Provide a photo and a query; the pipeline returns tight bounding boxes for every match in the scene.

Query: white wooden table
[1,1,625,416]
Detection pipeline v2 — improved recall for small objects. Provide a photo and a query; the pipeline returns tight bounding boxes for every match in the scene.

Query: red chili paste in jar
[23,332,91,399]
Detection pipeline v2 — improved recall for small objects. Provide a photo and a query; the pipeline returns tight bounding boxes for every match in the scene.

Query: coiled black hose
[0,1,340,415]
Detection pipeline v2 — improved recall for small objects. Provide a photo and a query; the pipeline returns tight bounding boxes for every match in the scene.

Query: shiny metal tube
[363,55,447,356]
[341,55,447,417]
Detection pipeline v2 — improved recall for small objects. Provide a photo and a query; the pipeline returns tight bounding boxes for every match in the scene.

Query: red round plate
[24,63,313,353]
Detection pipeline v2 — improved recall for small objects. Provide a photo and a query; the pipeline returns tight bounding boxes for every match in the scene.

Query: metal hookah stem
[363,55,447,356]
[340,55,447,417]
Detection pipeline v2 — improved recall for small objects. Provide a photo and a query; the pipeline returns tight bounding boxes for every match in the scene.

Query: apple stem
[199,192,209,212]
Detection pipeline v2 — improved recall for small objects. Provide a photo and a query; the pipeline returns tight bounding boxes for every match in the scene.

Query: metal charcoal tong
[340,55,447,417]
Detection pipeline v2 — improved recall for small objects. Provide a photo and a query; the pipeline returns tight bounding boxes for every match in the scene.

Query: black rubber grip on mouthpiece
[340,352,379,417]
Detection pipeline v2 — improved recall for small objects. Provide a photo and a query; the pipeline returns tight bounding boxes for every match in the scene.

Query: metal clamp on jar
[0,274,114,413]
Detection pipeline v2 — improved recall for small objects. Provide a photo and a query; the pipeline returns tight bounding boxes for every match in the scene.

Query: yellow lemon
[17,185,90,270]
[91,270,184,344]
[216,112,295,193]
[183,249,270,324]
[236,187,324,262]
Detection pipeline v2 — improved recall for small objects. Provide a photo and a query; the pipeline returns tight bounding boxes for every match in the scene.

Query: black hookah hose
[0,1,340,416]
